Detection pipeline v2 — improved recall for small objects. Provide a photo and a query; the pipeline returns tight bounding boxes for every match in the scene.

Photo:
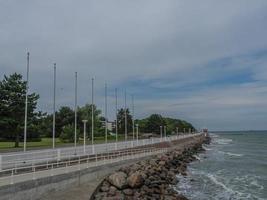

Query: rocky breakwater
[91,135,210,200]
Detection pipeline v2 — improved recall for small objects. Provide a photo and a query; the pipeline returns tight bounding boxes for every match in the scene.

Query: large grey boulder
[108,172,127,189]
[127,172,144,188]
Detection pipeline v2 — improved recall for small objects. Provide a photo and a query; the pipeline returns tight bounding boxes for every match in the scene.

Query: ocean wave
[202,145,212,151]
[193,155,201,161]
[218,151,244,157]
[234,175,264,190]
[206,173,239,195]
[214,138,233,145]
[251,180,264,190]
[176,169,265,200]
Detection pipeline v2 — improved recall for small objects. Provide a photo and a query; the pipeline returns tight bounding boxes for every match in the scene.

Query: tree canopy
[117,108,132,135]
[136,114,195,135]
[0,73,40,147]
[0,73,196,146]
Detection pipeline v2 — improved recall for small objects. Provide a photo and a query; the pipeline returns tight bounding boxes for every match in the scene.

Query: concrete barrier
[0,154,156,200]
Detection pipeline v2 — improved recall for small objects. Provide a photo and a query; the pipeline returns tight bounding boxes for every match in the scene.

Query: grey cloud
[0,0,267,130]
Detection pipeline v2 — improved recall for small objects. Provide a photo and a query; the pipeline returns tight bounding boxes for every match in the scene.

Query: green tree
[117,108,132,135]
[56,106,75,137]
[136,115,195,136]
[144,114,166,134]
[77,104,102,137]
[0,73,39,147]
[59,124,80,143]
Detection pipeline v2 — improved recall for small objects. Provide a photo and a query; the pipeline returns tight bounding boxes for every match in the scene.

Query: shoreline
[90,135,210,200]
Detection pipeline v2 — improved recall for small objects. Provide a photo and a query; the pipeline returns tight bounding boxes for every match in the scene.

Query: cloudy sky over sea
[1,0,267,131]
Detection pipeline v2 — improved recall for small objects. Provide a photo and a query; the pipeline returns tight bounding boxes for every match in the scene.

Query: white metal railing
[0,133,201,171]
[0,147,168,186]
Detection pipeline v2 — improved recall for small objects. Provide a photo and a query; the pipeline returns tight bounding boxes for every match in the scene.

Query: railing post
[79,157,81,171]
[15,163,17,174]
[11,169,14,184]
[33,167,36,180]
[65,162,68,173]
[92,145,95,154]
[57,149,61,161]
[51,163,54,176]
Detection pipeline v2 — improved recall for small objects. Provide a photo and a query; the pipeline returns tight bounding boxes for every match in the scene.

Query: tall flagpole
[52,63,56,149]
[115,88,118,149]
[131,95,135,140]
[23,52,30,152]
[91,78,94,153]
[124,91,127,141]
[74,72,77,150]
[105,83,108,145]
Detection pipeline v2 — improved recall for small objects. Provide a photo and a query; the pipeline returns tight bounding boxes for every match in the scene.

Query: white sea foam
[234,175,264,190]
[225,152,243,157]
[176,168,265,200]
[202,145,212,151]
[218,151,243,157]
[193,155,201,161]
[215,138,233,145]
[251,180,264,190]
[205,173,247,199]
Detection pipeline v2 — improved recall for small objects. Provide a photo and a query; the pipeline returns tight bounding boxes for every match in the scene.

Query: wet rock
[127,172,144,188]
[123,189,134,196]
[100,185,110,192]
[108,172,127,189]
[91,135,210,200]
[108,186,117,196]
[176,194,190,200]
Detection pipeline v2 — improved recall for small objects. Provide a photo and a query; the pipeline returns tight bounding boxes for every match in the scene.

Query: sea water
[175,131,267,200]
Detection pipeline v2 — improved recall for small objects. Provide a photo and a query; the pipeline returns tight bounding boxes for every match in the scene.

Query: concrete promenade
[0,134,196,170]
[0,133,203,200]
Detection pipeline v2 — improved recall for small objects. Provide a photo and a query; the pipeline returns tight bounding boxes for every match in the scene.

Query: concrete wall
[0,156,152,200]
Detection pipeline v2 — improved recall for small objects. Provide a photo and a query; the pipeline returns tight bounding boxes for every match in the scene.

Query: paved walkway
[39,135,204,200]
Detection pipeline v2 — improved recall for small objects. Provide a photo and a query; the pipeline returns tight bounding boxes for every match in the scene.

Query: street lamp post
[82,120,88,154]
[131,95,135,147]
[115,88,118,150]
[52,63,56,149]
[74,72,78,152]
[91,78,94,154]
[124,91,127,141]
[23,52,30,152]
[105,83,108,146]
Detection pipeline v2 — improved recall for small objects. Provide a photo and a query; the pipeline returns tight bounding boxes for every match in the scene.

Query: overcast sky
[1,0,267,131]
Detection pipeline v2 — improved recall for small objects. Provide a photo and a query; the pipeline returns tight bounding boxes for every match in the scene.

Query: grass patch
[0,134,128,151]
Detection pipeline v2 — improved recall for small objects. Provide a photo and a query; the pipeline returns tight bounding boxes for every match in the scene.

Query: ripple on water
[175,133,266,200]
